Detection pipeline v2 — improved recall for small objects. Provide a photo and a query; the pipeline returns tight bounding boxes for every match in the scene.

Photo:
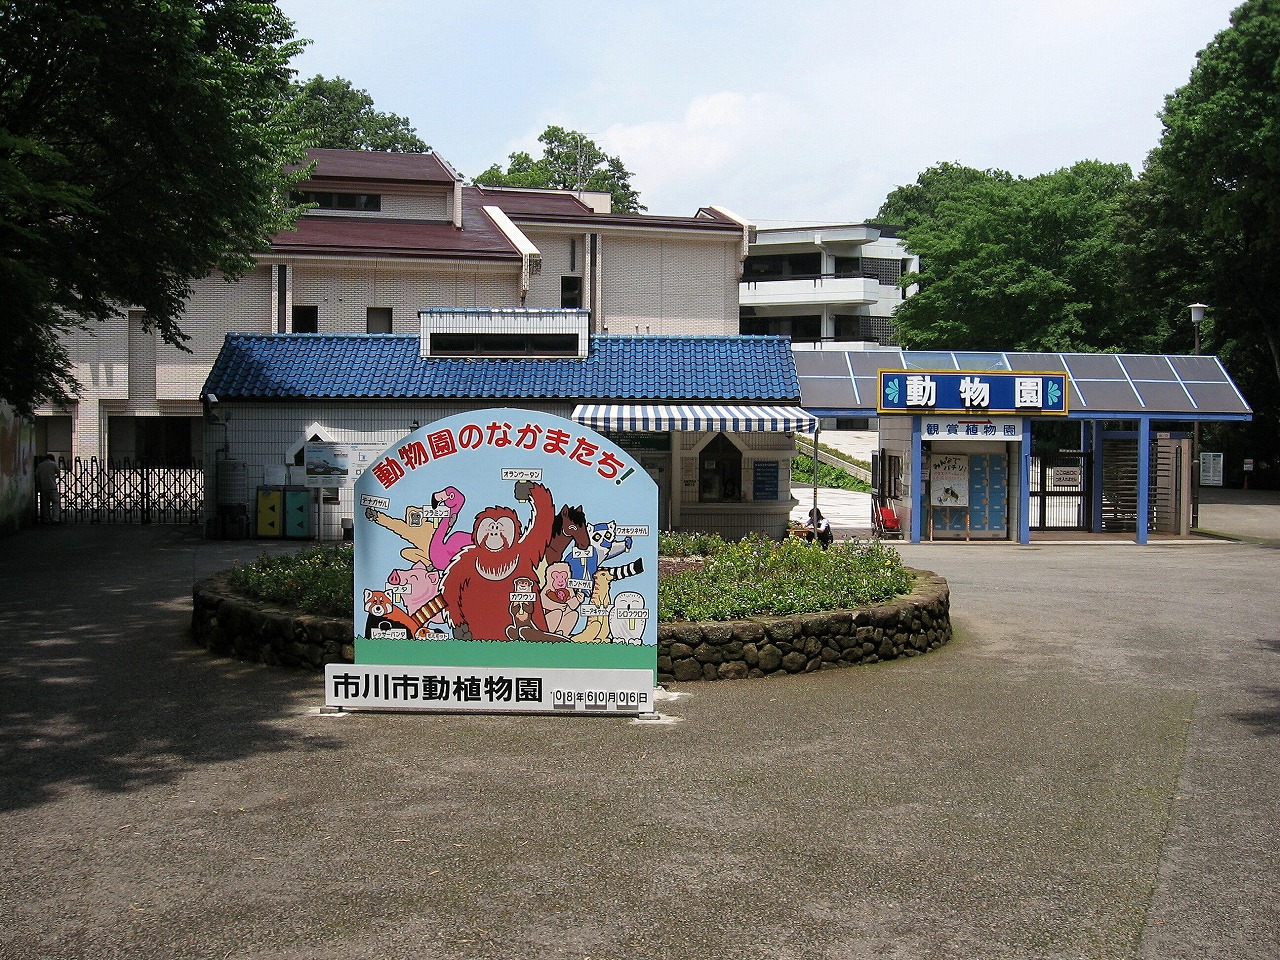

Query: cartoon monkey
[439,481,555,641]
[504,577,563,643]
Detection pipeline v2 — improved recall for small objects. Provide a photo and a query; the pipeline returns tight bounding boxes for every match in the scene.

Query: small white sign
[921,416,1023,441]
[1200,452,1224,487]
[325,664,655,715]
[1048,466,1083,489]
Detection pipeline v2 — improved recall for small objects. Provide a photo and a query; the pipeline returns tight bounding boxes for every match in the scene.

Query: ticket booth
[794,349,1252,545]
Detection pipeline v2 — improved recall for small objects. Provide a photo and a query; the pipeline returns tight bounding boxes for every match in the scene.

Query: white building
[738,222,917,347]
[37,148,753,465]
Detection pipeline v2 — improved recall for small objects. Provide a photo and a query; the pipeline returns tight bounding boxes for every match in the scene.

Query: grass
[225,534,913,623]
[791,452,872,492]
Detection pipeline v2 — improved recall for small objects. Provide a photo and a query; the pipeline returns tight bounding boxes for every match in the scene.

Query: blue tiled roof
[202,334,802,403]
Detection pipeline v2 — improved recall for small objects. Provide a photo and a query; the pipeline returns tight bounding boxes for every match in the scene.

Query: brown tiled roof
[470,186,596,216]
[474,186,744,233]
[271,213,518,261]
[268,150,743,260]
[291,148,459,186]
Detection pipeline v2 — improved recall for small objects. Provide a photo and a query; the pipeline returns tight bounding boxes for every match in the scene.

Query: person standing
[36,454,61,523]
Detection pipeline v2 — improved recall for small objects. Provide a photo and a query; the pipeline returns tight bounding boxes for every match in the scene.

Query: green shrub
[657,536,912,622]
[225,534,913,623]
[226,543,354,617]
[657,530,729,557]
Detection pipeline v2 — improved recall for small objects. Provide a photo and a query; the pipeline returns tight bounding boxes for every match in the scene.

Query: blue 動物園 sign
[878,370,1068,416]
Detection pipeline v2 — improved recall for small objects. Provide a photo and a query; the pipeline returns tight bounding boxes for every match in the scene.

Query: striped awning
[573,403,817,433]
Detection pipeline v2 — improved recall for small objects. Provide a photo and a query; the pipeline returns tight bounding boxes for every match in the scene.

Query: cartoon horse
[544,503,590,564]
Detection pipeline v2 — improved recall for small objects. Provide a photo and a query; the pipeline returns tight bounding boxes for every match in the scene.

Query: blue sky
[276,0,1240,224]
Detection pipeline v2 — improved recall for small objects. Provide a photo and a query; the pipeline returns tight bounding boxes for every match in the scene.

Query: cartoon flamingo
[430,486,473,571]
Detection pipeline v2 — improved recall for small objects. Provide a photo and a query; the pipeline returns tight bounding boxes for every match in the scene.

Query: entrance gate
[1030,452,1090,532]
[54,458,204,524]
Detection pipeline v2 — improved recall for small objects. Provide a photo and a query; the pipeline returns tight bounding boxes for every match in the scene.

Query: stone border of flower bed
[190,568,951,679]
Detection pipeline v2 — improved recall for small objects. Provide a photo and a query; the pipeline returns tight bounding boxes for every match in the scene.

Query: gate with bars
[54,458,204,525]
[1029,452,1091,531]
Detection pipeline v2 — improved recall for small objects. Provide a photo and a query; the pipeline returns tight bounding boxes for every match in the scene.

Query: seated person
[803,508,833,549]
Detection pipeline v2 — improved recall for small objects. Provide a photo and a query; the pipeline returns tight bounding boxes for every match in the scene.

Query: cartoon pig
[385,561,442,618]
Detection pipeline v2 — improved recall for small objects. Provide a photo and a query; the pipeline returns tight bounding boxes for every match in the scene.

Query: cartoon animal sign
[343,408,658,716]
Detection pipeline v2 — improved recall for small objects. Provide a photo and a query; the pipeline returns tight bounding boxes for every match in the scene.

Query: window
[561,276,583,309]
[860,257,902,285]
[429,333,579,357]
[366,307,392,334]
[295,191,381,211]
[699,434,742,503]
[742,252,822,281]
[292,306,318,334]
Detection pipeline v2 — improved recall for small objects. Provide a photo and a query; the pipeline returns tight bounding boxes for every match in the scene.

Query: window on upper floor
[429,333,579,357]
[860,257,903,285]
[561,276,583,309]
[295,191,382,212]
[742,252,822,281]
[367,307,393,334]
[292,305,318,334]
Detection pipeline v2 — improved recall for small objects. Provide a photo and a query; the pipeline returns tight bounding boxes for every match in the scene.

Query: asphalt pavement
[1,497,1278,960]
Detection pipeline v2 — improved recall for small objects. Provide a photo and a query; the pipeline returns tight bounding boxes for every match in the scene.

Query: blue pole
[910,417,922,543]
[1019,418,1032,544]
[1136,418,1151,544]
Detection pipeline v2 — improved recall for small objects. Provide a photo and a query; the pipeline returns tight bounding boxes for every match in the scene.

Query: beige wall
[601,234,739,335]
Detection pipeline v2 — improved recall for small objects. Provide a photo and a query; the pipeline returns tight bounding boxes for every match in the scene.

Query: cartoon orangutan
[439,480,555,641]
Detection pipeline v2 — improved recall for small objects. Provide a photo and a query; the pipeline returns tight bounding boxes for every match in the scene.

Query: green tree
[876,162,1013,231]
[1132,0,1280,476]
[878,161,1152,354]
[282,75,428,153]
[0,0,309,416]
[475,126,645,213]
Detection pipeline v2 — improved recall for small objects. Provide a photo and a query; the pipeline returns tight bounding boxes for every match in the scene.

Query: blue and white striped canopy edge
[572,403,817,433]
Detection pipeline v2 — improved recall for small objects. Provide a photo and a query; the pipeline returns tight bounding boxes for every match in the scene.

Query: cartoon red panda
[363,588,429,639]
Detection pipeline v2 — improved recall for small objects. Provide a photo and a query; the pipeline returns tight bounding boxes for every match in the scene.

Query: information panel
[340,409,659,716]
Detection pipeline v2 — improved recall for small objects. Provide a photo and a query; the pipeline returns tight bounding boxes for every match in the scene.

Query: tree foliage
[0,0,309,416]
[282,75,428,153]
[475,126,644,213]
[878,161,1151,354]
[1124,0,1280,474]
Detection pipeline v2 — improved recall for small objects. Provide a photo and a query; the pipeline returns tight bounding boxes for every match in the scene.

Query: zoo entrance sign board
[325,409,658,716]
[878,371,1068,416]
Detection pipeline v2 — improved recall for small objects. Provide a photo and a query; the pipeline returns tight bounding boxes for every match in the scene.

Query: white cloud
[600,91,804,211]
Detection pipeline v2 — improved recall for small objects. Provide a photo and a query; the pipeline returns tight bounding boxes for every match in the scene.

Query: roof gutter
[483,205,542,301]
[706,205,756,272]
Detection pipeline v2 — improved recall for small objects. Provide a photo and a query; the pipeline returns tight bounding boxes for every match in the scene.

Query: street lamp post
[1189,303,1207,529]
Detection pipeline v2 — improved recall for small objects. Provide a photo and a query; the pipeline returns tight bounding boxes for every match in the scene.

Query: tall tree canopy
[1126,0,1280,471]
[878,161,1149,354]
[1137,0,1280,389]
[0,0,308,416]
[282,75,428,153]
[475,126,644,213]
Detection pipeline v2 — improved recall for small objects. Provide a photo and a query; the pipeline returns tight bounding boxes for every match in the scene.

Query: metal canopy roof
[796,349,1252,420]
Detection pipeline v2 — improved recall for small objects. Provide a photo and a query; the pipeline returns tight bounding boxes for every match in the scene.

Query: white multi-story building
[37,148,753,464]
[738,222,917,347]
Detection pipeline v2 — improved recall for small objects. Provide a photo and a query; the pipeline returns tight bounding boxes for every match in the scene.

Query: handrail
[743,272,885,286]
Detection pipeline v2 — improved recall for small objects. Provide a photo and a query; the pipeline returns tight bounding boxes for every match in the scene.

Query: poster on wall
[326,409,659,716]
[304,442,384,488]
[929,453,970,507]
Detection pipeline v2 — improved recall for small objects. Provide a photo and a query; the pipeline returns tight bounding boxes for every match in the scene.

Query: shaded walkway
[0,519,1277,959]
